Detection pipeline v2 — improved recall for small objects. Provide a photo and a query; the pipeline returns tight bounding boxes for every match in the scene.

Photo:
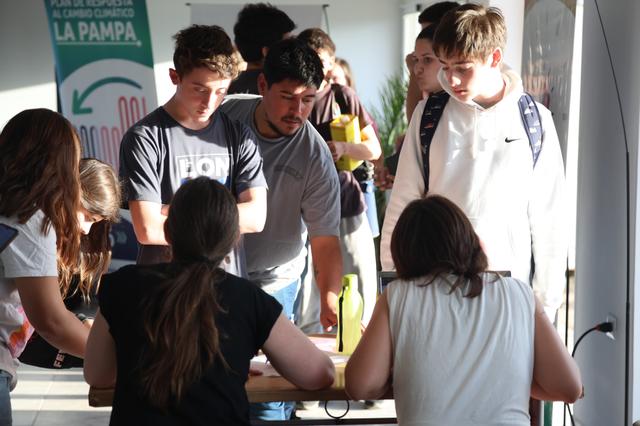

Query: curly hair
[172,25,240,80]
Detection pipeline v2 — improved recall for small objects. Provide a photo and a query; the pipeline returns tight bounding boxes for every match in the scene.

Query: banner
[43,0,157,172]
[44,0,158,268]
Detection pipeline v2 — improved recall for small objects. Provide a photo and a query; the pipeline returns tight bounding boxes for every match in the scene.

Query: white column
[575,0,639,424]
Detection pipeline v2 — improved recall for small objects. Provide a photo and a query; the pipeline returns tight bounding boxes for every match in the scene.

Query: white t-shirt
[0,210,57,380]
[387,273,534,426]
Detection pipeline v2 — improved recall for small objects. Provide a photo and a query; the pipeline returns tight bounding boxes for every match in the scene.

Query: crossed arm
[129,186,267,245]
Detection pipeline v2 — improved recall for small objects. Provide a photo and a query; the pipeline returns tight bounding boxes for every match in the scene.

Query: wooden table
[89,363,352,406]
[88,335,395,424]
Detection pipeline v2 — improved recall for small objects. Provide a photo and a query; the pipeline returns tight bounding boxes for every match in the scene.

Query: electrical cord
[592,1,632,425]
[564,321,615,426]
[571,321,613,358]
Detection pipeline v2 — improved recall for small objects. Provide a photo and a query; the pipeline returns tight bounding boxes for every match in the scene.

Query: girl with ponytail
[85,177,334,425]
[345,195,582,424]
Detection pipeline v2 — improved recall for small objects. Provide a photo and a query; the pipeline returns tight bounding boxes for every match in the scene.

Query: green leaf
[368,75,409,158]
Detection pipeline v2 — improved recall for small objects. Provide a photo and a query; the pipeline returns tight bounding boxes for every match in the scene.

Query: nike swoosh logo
[504,137,520,143]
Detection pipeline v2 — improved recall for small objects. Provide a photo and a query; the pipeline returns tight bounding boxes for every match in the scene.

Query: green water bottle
[336,274,363,354]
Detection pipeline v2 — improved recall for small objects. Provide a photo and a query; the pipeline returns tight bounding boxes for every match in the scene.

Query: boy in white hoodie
[380,4,567,320]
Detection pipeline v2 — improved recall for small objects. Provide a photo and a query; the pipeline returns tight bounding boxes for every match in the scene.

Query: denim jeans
[250,280,299,421]
[269,279,300,322]
[0,370,12,426]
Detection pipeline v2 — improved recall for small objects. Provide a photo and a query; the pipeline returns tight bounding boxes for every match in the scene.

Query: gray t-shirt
[219,95,341,291]
[119,107,267,276]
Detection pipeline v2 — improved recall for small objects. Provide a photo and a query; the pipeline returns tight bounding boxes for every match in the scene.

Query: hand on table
[248,367,264,378]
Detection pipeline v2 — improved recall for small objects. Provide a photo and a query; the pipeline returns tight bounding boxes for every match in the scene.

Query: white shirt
[387,274,534,425]
[380,69,568,317]
[0,210,57,381]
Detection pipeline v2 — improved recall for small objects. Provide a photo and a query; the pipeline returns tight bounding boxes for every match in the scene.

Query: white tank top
[387,273,534,426]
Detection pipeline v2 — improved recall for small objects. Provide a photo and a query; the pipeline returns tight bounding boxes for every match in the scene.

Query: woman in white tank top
[345,195,582,425]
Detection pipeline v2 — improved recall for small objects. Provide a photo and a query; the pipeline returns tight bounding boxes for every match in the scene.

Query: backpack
[419,91,543,193]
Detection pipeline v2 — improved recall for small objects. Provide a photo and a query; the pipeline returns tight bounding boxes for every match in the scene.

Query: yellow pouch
[330,114,364,171]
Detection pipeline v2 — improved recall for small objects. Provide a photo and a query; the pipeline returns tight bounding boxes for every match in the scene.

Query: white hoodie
[380,67,568,316]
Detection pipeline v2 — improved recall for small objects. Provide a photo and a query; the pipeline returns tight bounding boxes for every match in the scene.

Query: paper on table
[250,336,349,377]
[250,354,280,377]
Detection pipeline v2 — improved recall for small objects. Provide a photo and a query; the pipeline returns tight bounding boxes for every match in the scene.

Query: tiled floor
[11,365,110,426]
[10,364,396,426]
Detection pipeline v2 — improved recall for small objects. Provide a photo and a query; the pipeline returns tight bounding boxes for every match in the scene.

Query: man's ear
[257,73,268,96]
[169,68,180,85]
[490,48,503,68]
[261,46,269,60]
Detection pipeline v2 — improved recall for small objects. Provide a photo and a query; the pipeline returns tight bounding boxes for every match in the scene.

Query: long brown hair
[0,109,81,294]
[74,158,121,298]
[390,195,488,298]
[140,177,239,408]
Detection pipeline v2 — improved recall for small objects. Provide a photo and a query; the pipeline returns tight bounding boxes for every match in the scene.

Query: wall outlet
[605,313,617,340]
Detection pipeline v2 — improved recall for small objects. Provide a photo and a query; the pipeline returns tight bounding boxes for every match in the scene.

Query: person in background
[85,177,335,425]
[409,26,445,117]
[119,25,267,275]
[229,3,296,94]
[298,27,381,328]
[76,158,121,281]
[0,109,90,424]
[380,4,568,322]
[375,1,458,191]
[329,57,355,89]
[405,1,460,119]
[346,195,582,424]
[19,158,121,369]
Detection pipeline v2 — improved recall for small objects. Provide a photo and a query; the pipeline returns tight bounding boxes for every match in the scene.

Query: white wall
[0,0,403,126]
[479,0,524,74]
[575,0,639,424]
[0,1,57,127]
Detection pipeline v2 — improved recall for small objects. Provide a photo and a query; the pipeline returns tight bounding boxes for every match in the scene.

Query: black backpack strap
[419,92,450,193]
[518,93,543,167]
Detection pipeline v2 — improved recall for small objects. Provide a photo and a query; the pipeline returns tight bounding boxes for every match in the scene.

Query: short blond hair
[433,4,506,62]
